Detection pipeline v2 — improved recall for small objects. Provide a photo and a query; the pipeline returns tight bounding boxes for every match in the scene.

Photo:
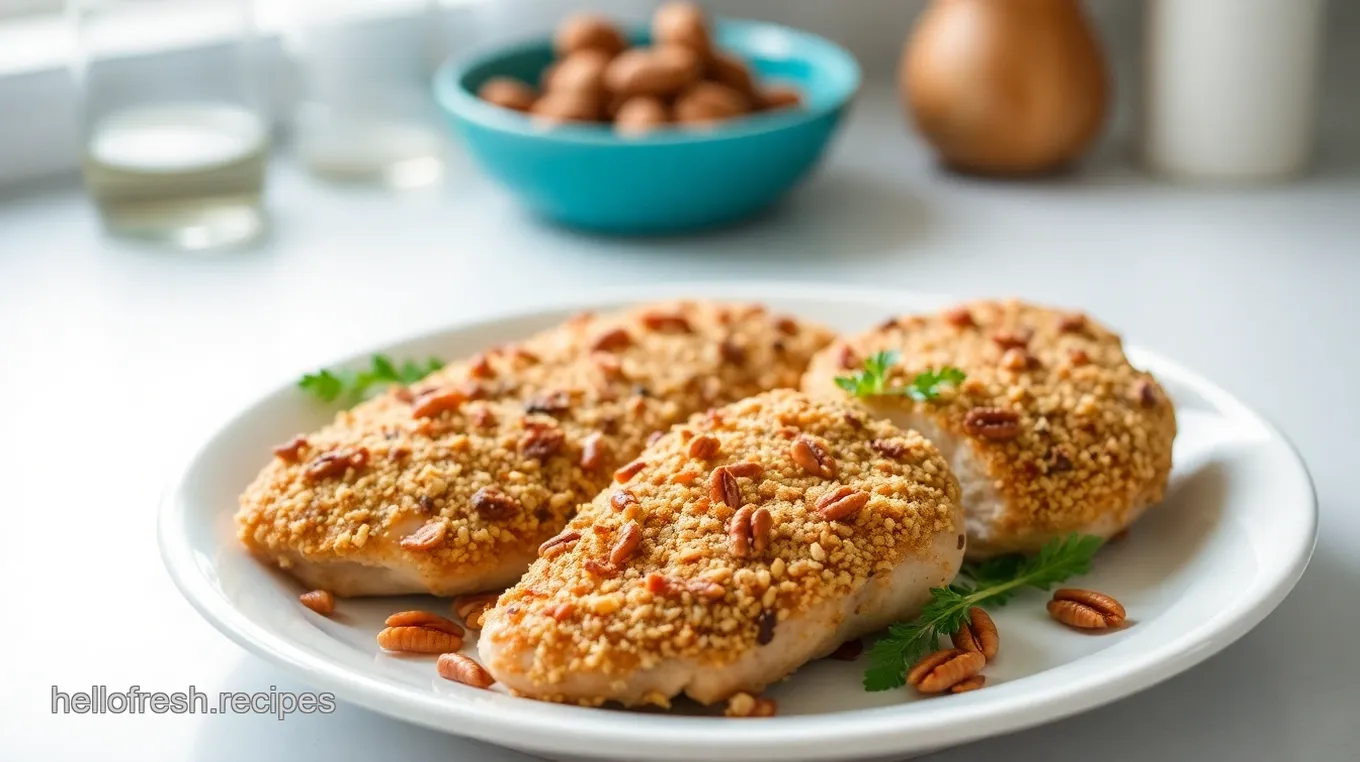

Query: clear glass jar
[285,0,447,188]
[71,0,269,250]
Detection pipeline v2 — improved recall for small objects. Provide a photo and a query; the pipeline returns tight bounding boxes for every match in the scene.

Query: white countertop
[1,84,1356,761]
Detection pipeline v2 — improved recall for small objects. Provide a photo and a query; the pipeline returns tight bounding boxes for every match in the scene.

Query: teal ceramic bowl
[433,19,861,234]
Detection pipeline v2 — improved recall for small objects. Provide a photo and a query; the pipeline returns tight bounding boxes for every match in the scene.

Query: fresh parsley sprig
[298,354,445,404]
[863,533,1103,691]
[834,350,965,402]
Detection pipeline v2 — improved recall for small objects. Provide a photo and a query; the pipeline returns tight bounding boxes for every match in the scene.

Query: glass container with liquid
[72,0,268,250]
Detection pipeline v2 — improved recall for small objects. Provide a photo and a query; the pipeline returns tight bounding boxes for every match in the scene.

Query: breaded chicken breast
[478,390,964,707]
[802,299,1176,557]
[237,302,833,597]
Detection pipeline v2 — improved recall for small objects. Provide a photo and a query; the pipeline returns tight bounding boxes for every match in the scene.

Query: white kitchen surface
[1,82,1355,761]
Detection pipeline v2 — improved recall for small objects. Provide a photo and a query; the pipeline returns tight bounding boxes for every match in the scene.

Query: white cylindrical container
[1143,0,1326,183]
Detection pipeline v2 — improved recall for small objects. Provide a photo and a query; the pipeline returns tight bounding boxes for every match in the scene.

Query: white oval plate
[160,283,1316,762]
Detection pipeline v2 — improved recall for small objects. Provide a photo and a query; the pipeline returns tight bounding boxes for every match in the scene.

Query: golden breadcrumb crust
[482,390,961,701]
[805,299,1176,550]
[236,301,834,595]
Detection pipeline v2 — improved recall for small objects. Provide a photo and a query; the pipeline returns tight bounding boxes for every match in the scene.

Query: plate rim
[159,282,1318,760]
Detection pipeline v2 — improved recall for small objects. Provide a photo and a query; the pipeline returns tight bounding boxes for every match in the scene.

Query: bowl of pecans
[433,4,860,233]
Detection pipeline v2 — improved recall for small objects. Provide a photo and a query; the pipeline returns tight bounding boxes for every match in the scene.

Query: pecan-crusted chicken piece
[237,301,833,597]
[802,299,1176,557]
[479,390,963,707]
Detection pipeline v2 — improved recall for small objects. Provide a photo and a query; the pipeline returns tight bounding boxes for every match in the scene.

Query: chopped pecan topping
[871,438,908,459]
[815,486,870,521]
[756,609,777,645]
[519,422,565,460]
[272,435,308,462]
[750,507,773,553]
[583,558,615,577]
[470,487,518,520]
[590,327,633,352]
[579,432,608,471]
[962,407,1021,440]
[1069,348,1091,366]
[907,648,985,694]
[710,466,741,509]
[1000,347,1033,371]
[614,459,647,482]
[400,520,447,550]
[644,572,672,595]
[538,530,581,559]
[298,589,334,616]
[942,307,975,328]
[1048,589,1126,629]
[467,352,494,379]
[436,653,494,688]
[608,521,643,566]
[687,579,726,600]
[411,388,467,418]
[525,390,570,414]
[610,489,638,511]
[790,435,837,478]
[775,317,800,335]
[687,434,720,460]
[641,312,692,333]
[548,602,575,621]
[724,461,764,479]
[991,327,1033,349]
[304,448,369,480]
[1056,312,1087,333]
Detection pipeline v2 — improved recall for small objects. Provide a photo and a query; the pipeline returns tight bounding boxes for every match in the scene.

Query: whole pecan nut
[687,434,721,460]
[906,648,986,694]
[950,607,999,661]
[750,506,773,553]
[400,520,446,550]
[790,435,837,478]
[962,407,1022,440]
[376,625,463,654]
[1048,589,1126,629]
[385,610,464,637]
[814,486,870,521]
[437,653,495,688]
[298,589,334,615]
[728,505,755,558]
[412,388,467,418]
[710,466,741,509]
[609,521,643,566]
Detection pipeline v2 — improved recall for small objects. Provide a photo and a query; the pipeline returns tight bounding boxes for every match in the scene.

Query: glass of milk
[72,0,269,250]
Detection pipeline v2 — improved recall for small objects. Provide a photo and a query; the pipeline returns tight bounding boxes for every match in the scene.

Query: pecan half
[400,520,446,550]
[615,459,647,483]
[583,558,615,577]
[591,327,632,352]
[470,487,518,520]
[385,610,464,637]
[943,307,975,328]
[790,435,837,478]
[298,589,334,616]
[725,461,764,479]
[641,312,692,333]
[376,625,463,654]
[579,432,608,471]
[815,486,870,521]
[950,607,999,661]
[304,448,369,480]
[729,505,755,558]
[610,489,638,511]
[411,388,467,418]
[950,675,986,693]
[756,609,777,645]
[538,530,581,559]
[273,435,308,462]
[710,466,741,509]
[1048,589,1126,629]
[437,653,495,688]
[687,434,721,460]
[962,407,1021,440]
[991,327,1033,349]
[907,648,986,694]
[750,507,773,553]
[525,390,570,415]
[609,521,643,566]
[871,438,908,459]
[519,423,565,460]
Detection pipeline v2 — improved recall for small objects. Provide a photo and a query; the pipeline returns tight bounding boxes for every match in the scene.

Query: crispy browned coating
[803,299,1176,554]
[481,390,961,702]
[237,301,834,596]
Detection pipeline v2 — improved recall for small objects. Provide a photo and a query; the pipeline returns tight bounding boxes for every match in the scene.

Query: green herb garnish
[298,354,444,404]
[834,350,965,402]
[863,533,1103,691]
